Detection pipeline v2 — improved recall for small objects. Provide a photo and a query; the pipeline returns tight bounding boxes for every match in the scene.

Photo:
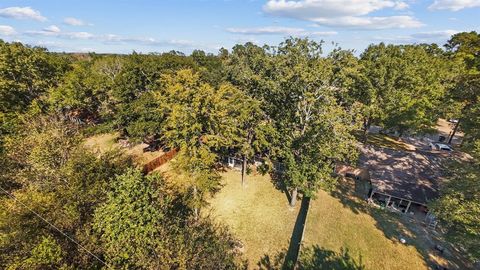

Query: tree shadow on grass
[257,245,365,270]
[283,197,310,269]
[255,196,311,270]
[297,246,365,270]
[330,177,369,215]
[330,177,472,270]
[270,172,291,203]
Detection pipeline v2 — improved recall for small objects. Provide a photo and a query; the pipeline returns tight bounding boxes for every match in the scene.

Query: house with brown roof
[338,145,446,214]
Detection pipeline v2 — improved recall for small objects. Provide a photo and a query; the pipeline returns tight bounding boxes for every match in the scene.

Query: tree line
[0,32,479,268]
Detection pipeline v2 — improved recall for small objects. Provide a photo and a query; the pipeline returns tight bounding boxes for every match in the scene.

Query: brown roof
[359,145,445,205]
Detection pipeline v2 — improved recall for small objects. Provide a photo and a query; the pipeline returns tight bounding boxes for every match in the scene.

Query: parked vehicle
[448,119,459,123]
[430,142,453,151]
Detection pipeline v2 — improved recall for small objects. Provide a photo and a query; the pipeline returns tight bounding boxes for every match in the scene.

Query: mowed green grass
[208,170,429,270]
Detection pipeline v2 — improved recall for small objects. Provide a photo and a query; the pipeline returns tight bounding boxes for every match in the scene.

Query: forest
[0,31,479,269]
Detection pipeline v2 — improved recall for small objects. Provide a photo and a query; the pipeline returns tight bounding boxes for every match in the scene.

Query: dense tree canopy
[443,31,480,146]
[431,142,480,261]
[357,43,451,137]
[94,168,241,269]
[0,33,478,268]
[268,38,358,206]
[0,41,68,114]
[431,31,480,262]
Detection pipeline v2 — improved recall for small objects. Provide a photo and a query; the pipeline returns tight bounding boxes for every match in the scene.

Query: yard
[205,170,442,269]
[84,133,468,269]
[304,180,429,270]
[207,170,300,268]
[84,133,164,165]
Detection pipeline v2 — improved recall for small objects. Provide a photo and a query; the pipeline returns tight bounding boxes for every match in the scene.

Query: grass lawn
[304,189,428,270]
[84,133,164,165]
[207,170,300,268]
[364,133,416,151]
[206,170,441,270]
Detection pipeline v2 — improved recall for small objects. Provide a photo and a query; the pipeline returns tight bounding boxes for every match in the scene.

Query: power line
[0,186,111,269]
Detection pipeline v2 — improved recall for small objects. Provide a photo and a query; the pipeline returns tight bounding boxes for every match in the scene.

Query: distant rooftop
[359,145,446,205]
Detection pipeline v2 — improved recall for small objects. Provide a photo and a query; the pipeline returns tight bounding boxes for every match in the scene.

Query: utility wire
[0,186,111,269]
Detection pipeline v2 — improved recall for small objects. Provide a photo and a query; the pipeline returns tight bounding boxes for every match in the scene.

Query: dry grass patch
[207,170,300,268]
[84,133,164,165]
[366,133,416,151]
[152,166,451,269]
[208,171,436,270]
[304,189,428,270]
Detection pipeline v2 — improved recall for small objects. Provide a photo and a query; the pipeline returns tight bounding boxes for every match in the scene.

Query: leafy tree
[231,98,275,187]
[432,35,480,257]
[358,43,450,138]
[0,40,67,114]
[224,42,274,103]
[94,168,242,269]
[269,38,358,206]
[94,169,174,269]
[122,91,165,143]
[158,69,244,217]
[224,43,279,186]
[431,141,480,261]
[47,61,110,123]
[112,52,197,140]
[444,31,480,145]
[191,49,224,86]
[445,31,480,71]
[0,116,131,269]
[329,48,361,104]
[0,41,68,153]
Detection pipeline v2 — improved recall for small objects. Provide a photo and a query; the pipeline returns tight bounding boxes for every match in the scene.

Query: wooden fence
[142,148,178,174]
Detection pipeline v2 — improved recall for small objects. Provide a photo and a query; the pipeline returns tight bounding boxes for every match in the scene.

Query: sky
[0,0,479,55]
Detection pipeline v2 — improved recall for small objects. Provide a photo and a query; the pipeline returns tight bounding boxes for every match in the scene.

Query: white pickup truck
[429,142,453,151]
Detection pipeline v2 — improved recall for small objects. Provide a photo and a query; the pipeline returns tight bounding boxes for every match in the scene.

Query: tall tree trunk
[397,130,404,141]
[290,187,298,207]
[193,185,199,221]
[241,155,247,187]
[448,119,461,144]
[362,118,369,143]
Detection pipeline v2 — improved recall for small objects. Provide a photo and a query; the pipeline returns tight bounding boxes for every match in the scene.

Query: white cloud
[429,0,480,11]
[232,36,261,45]
[78,47,96,52]
[263,0,411,17]
[24,26,194,48]
[313,15,423,29]
[226,26,337,36]
[0,7,46,21]
[263,0,420,29]
[34,40,61,46]
[410,29,459,39]
[374,30,460,43]
[25,29,94,40]
[0,25,16,35]
[43,25,61,33]
[101,34,195,47]
[67,32,95,39]
[263,0,400,18]
[63,17,92,26]
[393,1,409,10]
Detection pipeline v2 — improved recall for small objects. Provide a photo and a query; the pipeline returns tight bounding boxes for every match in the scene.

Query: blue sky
[0,0,479,54]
